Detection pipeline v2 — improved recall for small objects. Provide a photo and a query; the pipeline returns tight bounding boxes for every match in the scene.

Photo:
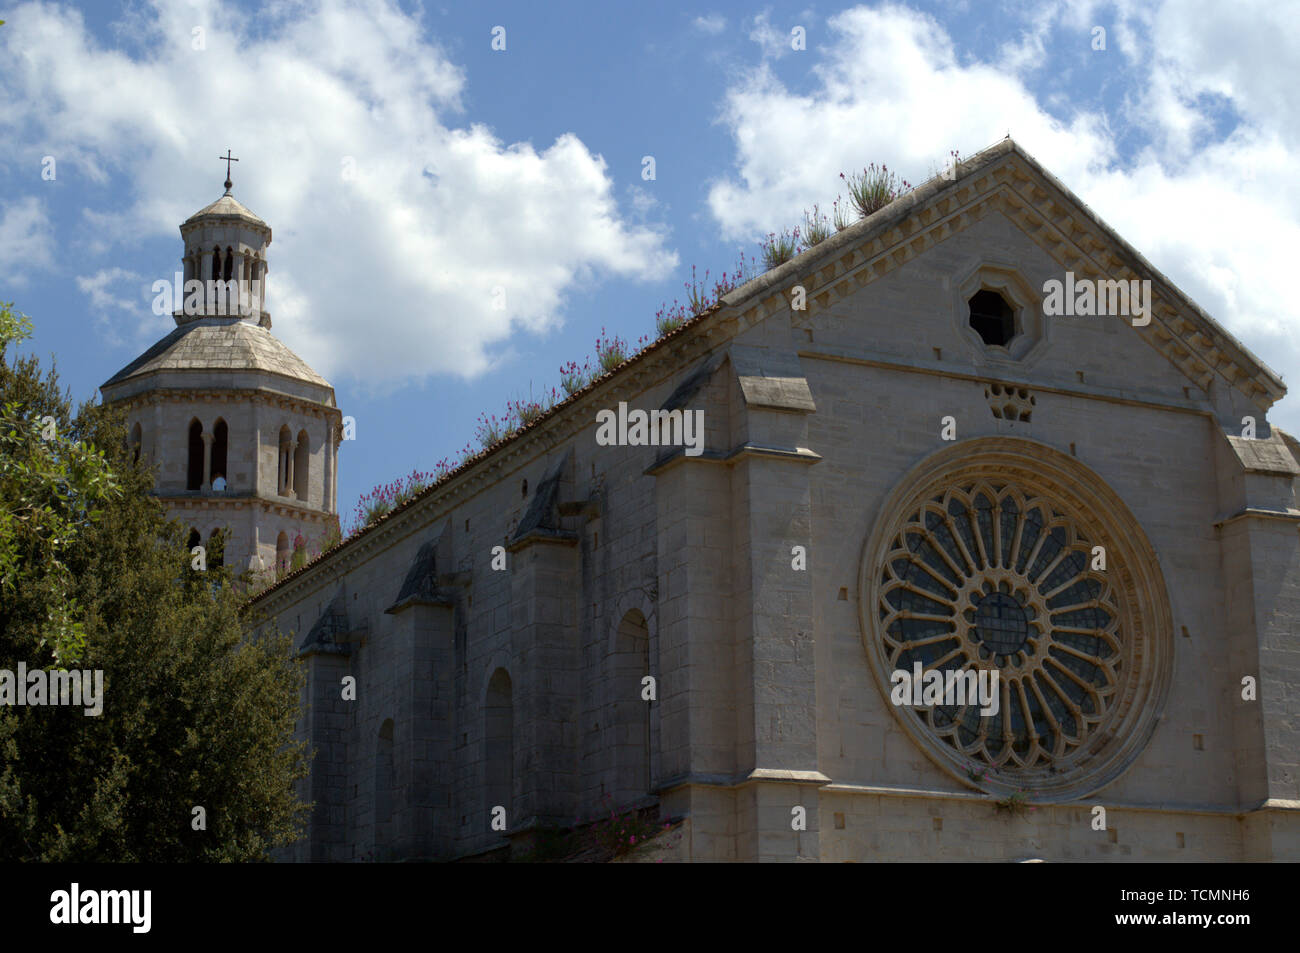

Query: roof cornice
[103,379,338,414]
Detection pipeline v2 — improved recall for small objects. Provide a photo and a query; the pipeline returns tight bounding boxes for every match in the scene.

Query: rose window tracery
[859,443,1174,799]
[878,484,1120,767]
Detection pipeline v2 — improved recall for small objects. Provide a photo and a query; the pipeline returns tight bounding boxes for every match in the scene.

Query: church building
[125,139,1300,862]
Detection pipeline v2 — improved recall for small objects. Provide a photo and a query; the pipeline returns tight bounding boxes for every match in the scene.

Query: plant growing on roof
[801,204,832,247]
[840,163,913,218]
[474,411,509,448]
[559,359,592,396]
[760,227,800,270]
[831,195,854,231]
[593,327,629,374]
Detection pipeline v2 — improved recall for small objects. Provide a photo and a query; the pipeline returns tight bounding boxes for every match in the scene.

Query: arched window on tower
[130,421,143,464]
[222,247,234,282]
[275,531,290,574]
[294,429,310,501]
[187,419,204,491]
[278,426,292,495]
[210,418,228,490]
[186,528,201,553]
[210,247,221,282]
[485,669,513,833]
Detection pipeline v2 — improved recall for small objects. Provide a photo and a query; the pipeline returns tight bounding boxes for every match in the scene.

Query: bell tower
[101,155,342,581]
[175,150,272,328]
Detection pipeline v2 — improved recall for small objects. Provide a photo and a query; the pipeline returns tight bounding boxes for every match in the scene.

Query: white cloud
[0,196,55,286]
[709,5,1113,240]
[0,0,677,389]
[625,184,662,222]
[75,267,161,348]
[1143,0,1300,158]
[705,1,1300,430]
[693,14,727,35]
[748,11,794,60]
[997,0,1067,74]
[75,268,138,314]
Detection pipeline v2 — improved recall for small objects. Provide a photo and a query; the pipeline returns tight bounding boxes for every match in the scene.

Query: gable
[802,210,1204,408]
[719,139,1284,415]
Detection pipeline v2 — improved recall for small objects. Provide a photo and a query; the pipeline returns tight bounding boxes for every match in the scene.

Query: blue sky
[3,0,1298,529]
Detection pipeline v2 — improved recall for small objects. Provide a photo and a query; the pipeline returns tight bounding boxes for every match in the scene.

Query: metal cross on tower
[219,150,239,193]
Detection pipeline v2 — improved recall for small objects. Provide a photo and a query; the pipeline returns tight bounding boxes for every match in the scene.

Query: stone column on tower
[286,437,296,496]
[323,422,334,515]
[201,431,213,491]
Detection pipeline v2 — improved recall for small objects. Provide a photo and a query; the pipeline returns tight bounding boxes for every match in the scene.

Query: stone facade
[102,187,342,575]
[245,139,1300,862]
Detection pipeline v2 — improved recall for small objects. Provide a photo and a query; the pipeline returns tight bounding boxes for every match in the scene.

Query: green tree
[0,303,310,860]
[0,305,119,666]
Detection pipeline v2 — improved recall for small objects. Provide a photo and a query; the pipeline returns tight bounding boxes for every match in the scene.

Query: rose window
[861,444,1173,799]
[877,482,1122,770]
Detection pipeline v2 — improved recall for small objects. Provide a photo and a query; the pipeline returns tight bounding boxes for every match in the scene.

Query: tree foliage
[0,303,310,860]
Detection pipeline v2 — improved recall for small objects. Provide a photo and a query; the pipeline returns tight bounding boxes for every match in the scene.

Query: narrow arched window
[210,247,221,282]
[187,528,201,552]
[222,247,234,282]
[130,421,143,464]
[485,669,513,832]
[210,418,228,489]
[294,429,310,501]
[187,419,204,491]
[376,720,395,829]
[612,610,652,805]
[275,531,290,573]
